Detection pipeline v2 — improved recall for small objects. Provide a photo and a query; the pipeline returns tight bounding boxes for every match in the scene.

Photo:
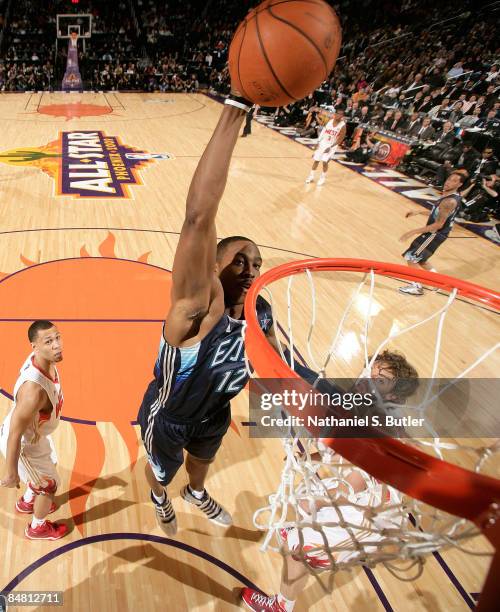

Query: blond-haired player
[241,350,418,612]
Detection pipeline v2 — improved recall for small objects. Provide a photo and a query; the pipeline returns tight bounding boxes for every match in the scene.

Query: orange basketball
[228,0,342,107]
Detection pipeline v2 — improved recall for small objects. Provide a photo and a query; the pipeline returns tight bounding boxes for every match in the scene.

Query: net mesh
[244,260,500,584]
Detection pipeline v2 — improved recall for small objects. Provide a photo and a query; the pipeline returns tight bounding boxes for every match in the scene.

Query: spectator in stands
[382,109,395,130]
[406,112,422,137]
[447,61,464,79]
[345,128,380,164]
[357,105,371,124]
[410,90,425,110]
[347,101,361,120]
[434,142,480,187]
[381,82,401,104]
[486,64,498,83]
[426,66,445,89]
[456,142,481,173]
[458,106,483,128]
[387,109,408,133]
[448,101,464,123]
[352,87,369,104]
[404,72,424,94]
[484,109,500,135]
[459,174,499,222]
[396,92,413,111]
[435,121,457,147]
[472,148,498,177]
[429,97,451,120]
[370,104,385,127]
[462,95,478,114]
[415,94,433,114]
[331,94,344,110]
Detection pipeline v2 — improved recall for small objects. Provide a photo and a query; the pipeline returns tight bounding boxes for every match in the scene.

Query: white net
[245,262,500,583]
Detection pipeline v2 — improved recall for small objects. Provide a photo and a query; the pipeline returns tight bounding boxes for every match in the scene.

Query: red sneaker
[241,588,285,612]
[279,527,292,543]
[15,497,57,514]
[25,520,68,541]
[291,545,332,569]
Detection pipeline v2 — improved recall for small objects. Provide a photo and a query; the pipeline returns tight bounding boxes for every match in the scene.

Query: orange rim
[245,258,500,535]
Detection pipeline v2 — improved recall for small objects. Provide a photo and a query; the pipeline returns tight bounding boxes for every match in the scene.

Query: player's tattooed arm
[400,198,456,242]
[0,382,48,488]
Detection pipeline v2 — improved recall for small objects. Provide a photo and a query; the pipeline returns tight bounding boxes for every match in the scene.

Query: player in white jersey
[0,320,67,541]
[242,351,419,612]
[305,108,346,186]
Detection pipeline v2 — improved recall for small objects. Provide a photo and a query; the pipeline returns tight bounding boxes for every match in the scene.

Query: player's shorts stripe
[414,233,436,256]
[145,342,177,454]
[19,450,43,486]
[145,342,171,449]
[147,343,176,450]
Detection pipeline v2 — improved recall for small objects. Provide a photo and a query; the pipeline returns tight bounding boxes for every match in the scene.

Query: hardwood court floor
[0,93,498,611]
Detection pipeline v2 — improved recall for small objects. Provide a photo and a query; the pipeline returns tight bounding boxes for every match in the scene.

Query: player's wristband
[225,94,253,113]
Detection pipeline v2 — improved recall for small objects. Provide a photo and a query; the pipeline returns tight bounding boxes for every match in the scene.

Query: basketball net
[244,259,500,605]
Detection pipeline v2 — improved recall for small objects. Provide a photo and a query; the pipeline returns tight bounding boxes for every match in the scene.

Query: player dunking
[0,321,67,540]
[305,108,346,186]
[137,91,275,535]
[399,172,465,296]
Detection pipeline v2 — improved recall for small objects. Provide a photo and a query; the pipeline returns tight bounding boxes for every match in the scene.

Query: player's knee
[187,453,215,465]
[28,477,58,496]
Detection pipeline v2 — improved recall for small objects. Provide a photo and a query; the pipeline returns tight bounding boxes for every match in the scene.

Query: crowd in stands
[0,0,498,222]
[261,0,500,223]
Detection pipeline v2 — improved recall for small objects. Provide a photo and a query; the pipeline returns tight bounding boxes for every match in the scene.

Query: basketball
[228,0,342,107]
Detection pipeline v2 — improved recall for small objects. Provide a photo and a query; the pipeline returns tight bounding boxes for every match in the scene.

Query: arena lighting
[71,0,80,5]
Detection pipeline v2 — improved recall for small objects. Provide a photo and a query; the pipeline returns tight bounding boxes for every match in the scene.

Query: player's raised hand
[0,472,20,488]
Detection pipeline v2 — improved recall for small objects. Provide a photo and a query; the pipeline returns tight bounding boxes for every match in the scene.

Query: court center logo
[0,131,173,199]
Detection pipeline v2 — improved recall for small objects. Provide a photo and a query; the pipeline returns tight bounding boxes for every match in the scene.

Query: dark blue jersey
[427,193,461,236]
[143,296,273,426]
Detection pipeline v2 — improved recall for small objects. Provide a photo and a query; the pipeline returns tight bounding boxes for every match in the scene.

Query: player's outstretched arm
[0,383,46,488]
[166,96,248,346]
[400,198,456,242]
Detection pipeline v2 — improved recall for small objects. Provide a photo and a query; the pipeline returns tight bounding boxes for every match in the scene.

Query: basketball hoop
[244,258,500,610]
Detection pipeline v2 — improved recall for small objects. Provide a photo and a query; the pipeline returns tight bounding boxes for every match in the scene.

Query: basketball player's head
[28,320,63,363]
[443,171,466,193]
[216,236,262,305]
[333,108,344,123]
[365,350,419,403]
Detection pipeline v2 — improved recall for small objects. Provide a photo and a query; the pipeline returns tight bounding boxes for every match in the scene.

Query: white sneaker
[399,284,424,296]
[305,174,314,184]
[151,490,177,535]
[317,175,326,186]
[181,485,232,526]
